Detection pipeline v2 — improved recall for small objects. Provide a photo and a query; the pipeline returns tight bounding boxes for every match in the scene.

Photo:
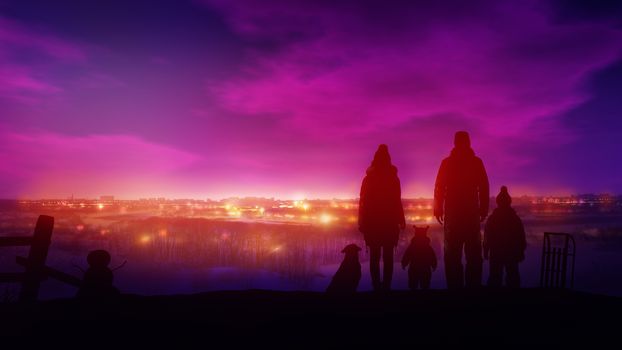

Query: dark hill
[1,288,620,345]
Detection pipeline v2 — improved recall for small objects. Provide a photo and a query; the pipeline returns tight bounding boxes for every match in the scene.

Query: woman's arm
[358,176,368,231]
[396,177,406,229]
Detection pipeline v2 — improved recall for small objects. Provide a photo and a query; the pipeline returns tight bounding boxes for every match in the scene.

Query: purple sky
[1,0,621,199]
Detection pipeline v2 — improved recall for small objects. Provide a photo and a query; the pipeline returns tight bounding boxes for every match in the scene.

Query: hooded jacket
[358,164,405,246]
[434,146,489,221]
[483,206,526,262]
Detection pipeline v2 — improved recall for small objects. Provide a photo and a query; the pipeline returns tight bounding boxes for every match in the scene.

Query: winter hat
[496,186,512,207]
[372,144,392,167]
[454,131,471,148]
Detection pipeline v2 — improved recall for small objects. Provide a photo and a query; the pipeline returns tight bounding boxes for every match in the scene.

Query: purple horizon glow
[1,0,622,199]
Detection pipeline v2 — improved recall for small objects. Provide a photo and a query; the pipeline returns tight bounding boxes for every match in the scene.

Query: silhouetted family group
[328,131,526,293]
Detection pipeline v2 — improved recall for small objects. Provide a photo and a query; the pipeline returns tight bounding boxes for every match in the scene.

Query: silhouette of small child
[77,249,120,299]
[326,244,362,294]
[484,186,527,288]
[401,225,437,290]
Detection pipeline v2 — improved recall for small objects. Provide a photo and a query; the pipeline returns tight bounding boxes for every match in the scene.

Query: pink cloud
[0,65,61,105]
[1,2,620,198]
[0,16,87,102]
[0,127,201,198]
[187,0,622,197]
[196,1,622,195]
[207,0,622,142]
[0,17,86,62]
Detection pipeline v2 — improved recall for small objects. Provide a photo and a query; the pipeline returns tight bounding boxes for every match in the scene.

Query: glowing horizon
[8,189,617,201]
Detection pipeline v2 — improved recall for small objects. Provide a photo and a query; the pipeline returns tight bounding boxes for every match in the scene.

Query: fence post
[18,215,54,303]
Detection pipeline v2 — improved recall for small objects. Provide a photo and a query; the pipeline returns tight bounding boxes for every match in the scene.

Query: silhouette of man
[359,144,406,291]
[434,131,489,288]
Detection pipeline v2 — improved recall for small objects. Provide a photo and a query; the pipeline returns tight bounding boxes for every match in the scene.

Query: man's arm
[483,217,491,260]
[396,178,406,230]
[434,160,447,225]
[478,158,490,222]
[517,217,527,261]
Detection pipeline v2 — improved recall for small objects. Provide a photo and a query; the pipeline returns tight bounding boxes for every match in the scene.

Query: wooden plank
[0,272,46,283]
[16,256,82,287]
[0,236,33,247]
[0,273,25,282]
[18,215,54,303]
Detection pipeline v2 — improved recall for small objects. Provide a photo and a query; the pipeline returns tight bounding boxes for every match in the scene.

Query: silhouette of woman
[358,144,406,291]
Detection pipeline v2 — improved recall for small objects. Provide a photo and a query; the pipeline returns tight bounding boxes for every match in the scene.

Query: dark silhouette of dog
[401,225,437,290]
[77,249,120,299]
[326,244,362,294]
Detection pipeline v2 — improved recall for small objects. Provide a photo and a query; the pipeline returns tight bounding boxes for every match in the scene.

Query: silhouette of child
[483,186,527,288]
[77,249,120,299]
[401,226,437,290]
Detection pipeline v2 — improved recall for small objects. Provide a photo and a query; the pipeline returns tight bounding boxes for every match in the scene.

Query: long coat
[358,165,405,247]
[434,147,489,225]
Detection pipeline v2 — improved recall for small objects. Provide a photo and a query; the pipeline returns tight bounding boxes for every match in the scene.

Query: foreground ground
[0,288,620,345]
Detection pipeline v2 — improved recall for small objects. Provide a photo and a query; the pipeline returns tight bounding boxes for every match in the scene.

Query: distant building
[100,195,114,202]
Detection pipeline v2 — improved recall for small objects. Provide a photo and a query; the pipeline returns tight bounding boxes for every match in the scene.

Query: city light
[227,209,242,217]
[293,201,310,211]
[12,195,618,230]
[320,213,333,224]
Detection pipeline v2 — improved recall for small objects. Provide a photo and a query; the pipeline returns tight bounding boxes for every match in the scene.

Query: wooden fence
[0,215,81,303]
